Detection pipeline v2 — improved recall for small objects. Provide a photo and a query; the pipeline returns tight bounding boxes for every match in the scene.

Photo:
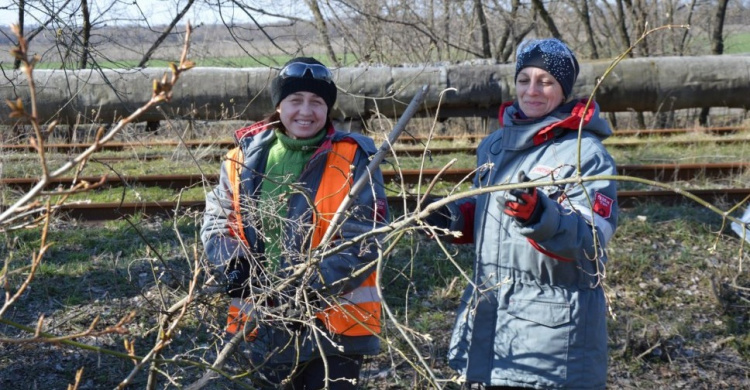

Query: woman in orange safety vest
[201,57,388,389]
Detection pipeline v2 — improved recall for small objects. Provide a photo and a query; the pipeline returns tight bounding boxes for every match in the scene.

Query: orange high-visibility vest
[224,137,382,338]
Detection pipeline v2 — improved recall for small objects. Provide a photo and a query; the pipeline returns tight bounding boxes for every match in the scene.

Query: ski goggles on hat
[278,62,333,83]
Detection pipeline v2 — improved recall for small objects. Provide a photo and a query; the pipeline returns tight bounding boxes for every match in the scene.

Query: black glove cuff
[225,257,252,298]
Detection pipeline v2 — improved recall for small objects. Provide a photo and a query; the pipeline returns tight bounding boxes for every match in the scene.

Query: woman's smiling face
[515,67,565,119]
[277,91,328,139]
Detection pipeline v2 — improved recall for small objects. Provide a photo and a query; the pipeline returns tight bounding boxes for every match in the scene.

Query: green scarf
[260,128,326,269]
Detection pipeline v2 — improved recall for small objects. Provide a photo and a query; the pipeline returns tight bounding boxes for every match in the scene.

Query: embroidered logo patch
[593,192,614,219]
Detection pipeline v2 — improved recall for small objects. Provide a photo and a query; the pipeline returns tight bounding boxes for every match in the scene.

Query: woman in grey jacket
[432,38,619,389]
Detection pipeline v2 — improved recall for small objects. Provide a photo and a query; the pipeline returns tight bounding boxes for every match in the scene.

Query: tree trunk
[137,0,195,68]
[710,0,729,55]
[79,0,91,69]
[306,0,340,67]
[623,0,646,128]
[494,0,522,62]
[13,0,25,69]
[473,0,492,58]
[629,0,650,56]
[615,0,632,57]
[531,0,562,40]
[678,0,698,55]
[17,56,750,124]
[699,0,729,126]
[576,0,599,58]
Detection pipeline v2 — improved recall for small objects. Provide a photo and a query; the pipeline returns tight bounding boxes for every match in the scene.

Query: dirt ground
[1,213,748,389]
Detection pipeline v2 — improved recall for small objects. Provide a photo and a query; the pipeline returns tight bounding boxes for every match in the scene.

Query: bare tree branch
[473,0,492,58]
[306,0,340,66]
[78,0,91,69]
[137,0,196,68]
[531,0,562,40]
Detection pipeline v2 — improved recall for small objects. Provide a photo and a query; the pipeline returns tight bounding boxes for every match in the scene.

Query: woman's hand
[501,171,544,225]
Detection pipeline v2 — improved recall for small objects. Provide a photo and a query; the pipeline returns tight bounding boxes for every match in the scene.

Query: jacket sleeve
[445,138,499,245]
[448,192,476,245]
[310,147,390,295]
[200,152,247,271]
[516,140,619,271]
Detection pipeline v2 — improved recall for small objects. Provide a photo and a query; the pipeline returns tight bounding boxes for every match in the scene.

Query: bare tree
[306,0,340,66]
[474,0,492,58]
[78,0,91,69]
[13,0,25,69]
[677,0,699,55]
[615,0,634,57]
[572,0,599,58]
[620,0,647,128]
[137,0,196,68]
[531,0,563,40]
[490,0,534,62]
[626,0,651,57]
[710,0,730,56]
[699,0,730,126]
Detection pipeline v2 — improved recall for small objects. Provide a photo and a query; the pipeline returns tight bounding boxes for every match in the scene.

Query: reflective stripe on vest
[224,147,254,339]
[225,137,381,337]
[226,297,258,341]
[226,147,249,246]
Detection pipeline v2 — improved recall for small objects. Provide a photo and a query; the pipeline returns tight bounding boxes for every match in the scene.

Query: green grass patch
[725,32,750,54]
[3,215,200,313]
[607,136,750,164]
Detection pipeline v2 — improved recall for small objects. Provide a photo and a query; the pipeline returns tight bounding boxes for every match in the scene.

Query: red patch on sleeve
[453,202,476,245]
[374,198,387,222]
[593,192,614,219]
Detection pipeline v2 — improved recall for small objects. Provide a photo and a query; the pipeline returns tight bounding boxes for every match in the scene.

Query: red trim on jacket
[532,99,595,145]
[527,238,573,262]
[234,121,273,141]
[497,101,515,126]
[498,99,596,146]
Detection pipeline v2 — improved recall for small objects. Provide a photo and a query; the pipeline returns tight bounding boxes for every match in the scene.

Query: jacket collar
[497,99,611,150]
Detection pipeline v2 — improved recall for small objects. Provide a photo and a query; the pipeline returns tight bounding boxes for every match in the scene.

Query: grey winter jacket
[447,100,618,389]
[200,123,388,363]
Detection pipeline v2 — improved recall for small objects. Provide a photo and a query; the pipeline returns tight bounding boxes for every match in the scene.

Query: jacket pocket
[508,298,571,328]
[498,296,573,385]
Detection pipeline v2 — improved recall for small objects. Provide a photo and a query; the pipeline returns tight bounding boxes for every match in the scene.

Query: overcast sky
[0,0,289,28]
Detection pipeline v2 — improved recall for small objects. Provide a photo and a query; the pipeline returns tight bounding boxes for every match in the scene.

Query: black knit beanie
[270,57,337,112]
[515,38,580,99]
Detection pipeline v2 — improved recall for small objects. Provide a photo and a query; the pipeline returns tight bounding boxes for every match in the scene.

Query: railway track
[391,137,750,155]
[4,126,747,221]
[2,137,748,161]
[2,163,748,191]
[614,126,744,137]
[5,188,749,221]
[2,127,747,153]
[385,126,746,144]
